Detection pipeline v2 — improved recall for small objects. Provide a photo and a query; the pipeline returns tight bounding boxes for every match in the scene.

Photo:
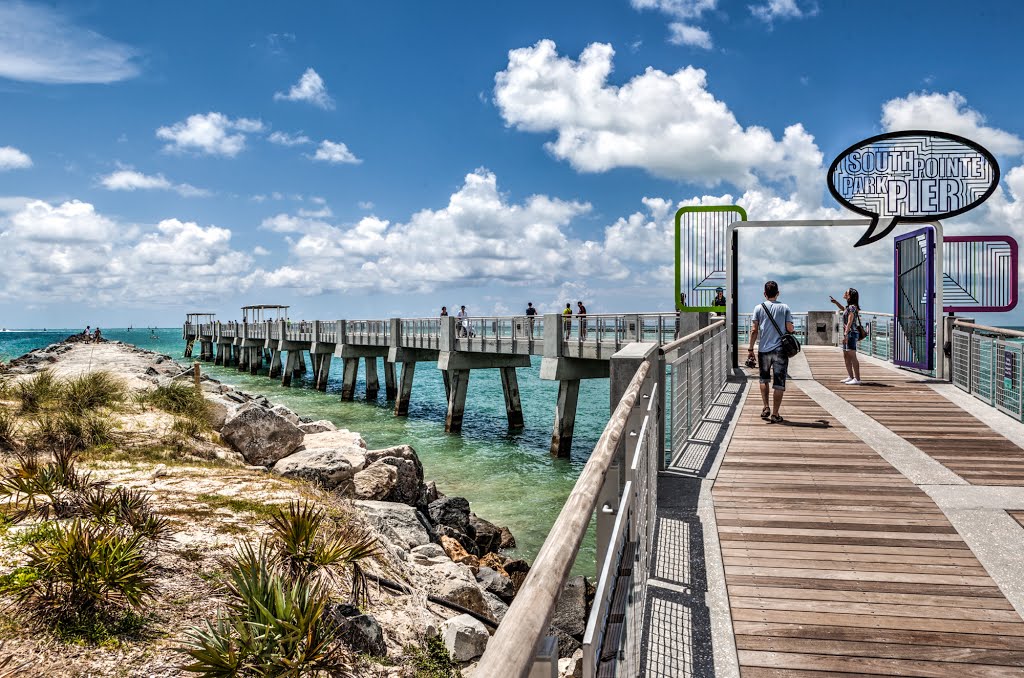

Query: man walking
[747,280,794,424]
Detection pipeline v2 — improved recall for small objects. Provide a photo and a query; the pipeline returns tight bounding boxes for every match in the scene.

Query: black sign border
[827,129,1001,245]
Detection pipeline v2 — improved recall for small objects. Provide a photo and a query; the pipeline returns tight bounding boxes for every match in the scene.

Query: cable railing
[737,312,808,345]
[344,319,389,346]
[399,317,442,349]
[477,321,730,678]
[857,311,893,360]
[952,320,1024,420]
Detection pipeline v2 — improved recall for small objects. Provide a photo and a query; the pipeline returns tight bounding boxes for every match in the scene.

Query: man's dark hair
[764,280,779,298]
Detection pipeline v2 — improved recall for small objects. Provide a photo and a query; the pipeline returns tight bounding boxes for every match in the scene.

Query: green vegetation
[405,636,463,678]
[29,412,114,452]
[143,382,211,423]
[60,372,126,414]
[0,409,16,451]
[196,494,281,520]
[15,370,60,414]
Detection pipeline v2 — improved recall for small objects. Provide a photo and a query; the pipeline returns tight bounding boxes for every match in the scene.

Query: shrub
[14,519,157,626]
[0,408,17,451]
[145,382,210,422]
[405,636,463,678]
[180,541,352,677]
[15,371,59,414]
[29,413,113,452]
[171,417,205,440]
[0,447,96,521]
[59,372,125,414]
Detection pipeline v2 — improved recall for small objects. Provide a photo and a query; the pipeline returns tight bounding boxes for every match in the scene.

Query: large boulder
[408,543,448,567]
[339,614,386,657]
[428,497,471,534]
[270,405,300,425]
[436,578,489,619]
[201,395,232,430]
[475,566,515,602]
[481,591,509,624]
[469,513,503,555]
[299,420,337,434]
[499,526,517,550]
[221,403,303,466]
[440,535,479,570]
[440,614,489,662]
[376,457,422,506]
[353,461,399,500]
[355,500,435,550]
[303,429,366,450]
[552,576,588,637]
[271,446,366,493]
[504,559,531,595]
[365,444,423,481]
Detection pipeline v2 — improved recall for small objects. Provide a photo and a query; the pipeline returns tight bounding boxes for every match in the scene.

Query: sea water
[0,329,604,572]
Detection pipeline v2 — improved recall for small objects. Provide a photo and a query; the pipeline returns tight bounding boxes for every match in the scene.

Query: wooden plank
[738,650,1024,677]
[735,635,1024,666]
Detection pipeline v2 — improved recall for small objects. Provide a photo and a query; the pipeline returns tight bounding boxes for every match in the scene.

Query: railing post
[542,313,562,359]
[389,318,401,348]
[440,315,456,351]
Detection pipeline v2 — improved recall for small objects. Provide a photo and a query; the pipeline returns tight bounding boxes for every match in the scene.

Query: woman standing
[829,288,862,385]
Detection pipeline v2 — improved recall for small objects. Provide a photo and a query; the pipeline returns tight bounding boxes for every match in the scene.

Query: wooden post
[192,362,201,388]
[550,379,580,457]
[364,357,379,400]
[383,361,397,400]
[444,369,470,433]
[395,362,416,416]
[500,366,525,429]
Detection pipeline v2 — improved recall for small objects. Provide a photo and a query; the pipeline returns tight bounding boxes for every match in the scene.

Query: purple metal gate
[894,227,935,370]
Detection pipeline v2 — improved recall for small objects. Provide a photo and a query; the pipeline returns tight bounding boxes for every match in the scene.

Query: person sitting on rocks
[93,327,102,343]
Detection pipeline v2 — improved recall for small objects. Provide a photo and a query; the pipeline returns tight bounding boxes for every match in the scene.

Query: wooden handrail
[475,359,652,678]
[953,320,1024,339]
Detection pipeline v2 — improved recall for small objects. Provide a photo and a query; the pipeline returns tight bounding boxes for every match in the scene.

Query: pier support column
[441,369,451,402]
[249,347,260,375]
[298,353,308,374]
[315,354,332,392]
[384,361,397,400]
[445,370,471,433]
[184,340,194,358]
[365,357,379,400]
[238,347,249,372]
[341,358,359,401]
[268,350,282,379]
[550,379,580,458]
[395,362,416,416]
[282,351,299,387]
[500,367,525,429]
[214,345,224,366]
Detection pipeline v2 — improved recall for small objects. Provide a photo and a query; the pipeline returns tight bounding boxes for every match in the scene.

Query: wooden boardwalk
[713,353,1024,677]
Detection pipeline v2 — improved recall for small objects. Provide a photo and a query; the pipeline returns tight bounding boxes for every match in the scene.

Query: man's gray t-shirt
[753,301,793,353]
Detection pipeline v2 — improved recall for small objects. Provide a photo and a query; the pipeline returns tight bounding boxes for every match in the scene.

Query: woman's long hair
[847,288,860,308]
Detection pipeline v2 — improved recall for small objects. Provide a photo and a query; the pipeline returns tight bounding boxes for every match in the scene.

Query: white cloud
[0,146,32,170]
[156,112,265,157]
[0,2,139,84]
[268,131,312,146]
[0,198,253,305]
[298,205,333,218]
[881,91,1024,156]
[99,169,210,197]
[750,0,815,23]
[358,201,375,210]
[274,68,335,110]
[311,140,361,164]
[494,40,823,205]
[253,246,271,256]
[668,23,712,48]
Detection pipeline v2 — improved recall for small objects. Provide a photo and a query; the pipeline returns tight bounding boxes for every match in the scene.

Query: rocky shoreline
[0,338,590,676]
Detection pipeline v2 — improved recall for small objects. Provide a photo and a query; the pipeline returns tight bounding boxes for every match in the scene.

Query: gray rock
[355,500,435,550]
[353,461,399,500]
[220,403,304,466]
[552,576,587,637]
[302,429,367,450]
[338,614,386,657]
[428,496,471,533]
[552,626,581,659]
[365,444,423,482]
[255,396,271,407]
[202,395,231,430]
[499,526,517,549]
[272,446,366,493]
[270,405,300,425]
[441,614,489,662]
[436,578,490,618]
[475,566,515,601]
[409,543,447,565]
[377,456,422,505]
[470,513,502,555]
[420,480,440,506]
[481,591,509,624]
[223,391,247,404]
[298,419,337,434]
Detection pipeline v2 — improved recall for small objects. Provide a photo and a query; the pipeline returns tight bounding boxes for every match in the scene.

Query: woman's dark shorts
[843,331,858,352]
[758,349,788,390]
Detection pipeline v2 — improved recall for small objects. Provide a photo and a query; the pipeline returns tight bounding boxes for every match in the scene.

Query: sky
[2,0,1024,328]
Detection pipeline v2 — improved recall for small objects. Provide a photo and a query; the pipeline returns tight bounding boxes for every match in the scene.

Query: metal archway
[724,218,945,379]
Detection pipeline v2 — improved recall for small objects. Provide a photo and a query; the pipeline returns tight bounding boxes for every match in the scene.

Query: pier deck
[643,346,1024,677]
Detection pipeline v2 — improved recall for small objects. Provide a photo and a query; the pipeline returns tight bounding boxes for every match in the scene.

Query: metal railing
[455,315,543,354]
[477,321,730,678]
[952,321,1024,421]
[399,318,442,349]
[857,311,893,360]
[667,321,728,452]
[737,312,808,344]
[344,319,389,346]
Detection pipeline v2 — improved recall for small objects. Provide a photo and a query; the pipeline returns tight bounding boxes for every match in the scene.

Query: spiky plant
[0,408,17,451]
[145,382,211,421]
[81,486,172,542]
[267,500,378,606]
[0,446,97,522]
[29,413,113,452]
[15,371,59,414]
[59,371,125,414]
[15,519,157,625]
[180,541,351,677]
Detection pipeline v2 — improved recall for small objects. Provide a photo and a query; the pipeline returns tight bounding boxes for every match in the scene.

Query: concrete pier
[395,361,416,416]
[500,366,524,429]
[550,379,580,457]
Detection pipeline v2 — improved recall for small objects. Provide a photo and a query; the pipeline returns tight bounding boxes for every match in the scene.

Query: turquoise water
[0,329,605,571]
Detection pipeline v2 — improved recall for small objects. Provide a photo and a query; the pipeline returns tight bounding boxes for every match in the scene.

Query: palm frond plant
[0,408,17,451]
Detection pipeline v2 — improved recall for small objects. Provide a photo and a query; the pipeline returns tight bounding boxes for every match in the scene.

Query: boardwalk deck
[710,350,1024,677]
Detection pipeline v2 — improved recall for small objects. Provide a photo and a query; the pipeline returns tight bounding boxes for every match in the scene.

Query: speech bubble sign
[827,130,1000,247]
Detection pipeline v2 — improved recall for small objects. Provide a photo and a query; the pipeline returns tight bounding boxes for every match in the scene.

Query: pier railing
[344,319,389,346]
[666,320,728,454]
[478,321,729,678]
[399,318,441,349]
[455,315,543,355]
[952,320,1024,420]
[857,311,894,360]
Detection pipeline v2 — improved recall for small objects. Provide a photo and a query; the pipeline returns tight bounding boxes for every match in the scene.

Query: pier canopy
[241,304,289,323]
[184,312,216,325]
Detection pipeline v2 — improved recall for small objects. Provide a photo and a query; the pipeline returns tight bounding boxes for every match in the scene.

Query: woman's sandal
[760,407,771,420]
[769,414,784,424]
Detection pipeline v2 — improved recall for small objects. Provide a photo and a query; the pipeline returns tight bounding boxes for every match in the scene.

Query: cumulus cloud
[274,68,334,110]
[311,140,361,164]
[0,198,252,305]
[750,0,816,23]
[494,40,823,205]
[99,169,210,197]
[881,91,1024,156]
[268,131,312,146]
[668,23,712,48]
[156,112,265,157]
[0,2,140,84]
[0,146,32,170]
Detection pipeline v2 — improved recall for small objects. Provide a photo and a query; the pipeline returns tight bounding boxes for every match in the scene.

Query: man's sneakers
[841,377,862,385]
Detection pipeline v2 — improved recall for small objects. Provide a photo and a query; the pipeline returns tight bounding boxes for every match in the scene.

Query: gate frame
[725,218,945,379]
[894,226,936,371]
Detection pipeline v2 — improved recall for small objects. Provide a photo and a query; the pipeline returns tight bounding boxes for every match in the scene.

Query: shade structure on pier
[241,305,289,323]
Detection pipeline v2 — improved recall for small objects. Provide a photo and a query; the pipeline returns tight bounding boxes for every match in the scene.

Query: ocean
[0,328,605,572]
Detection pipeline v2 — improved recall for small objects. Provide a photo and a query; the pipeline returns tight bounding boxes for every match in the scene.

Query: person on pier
[830,288,863,385]
[562,303,572,340]
[525,302,537,336]
[456,305,468,337]
[577,301,588,339]
[747,280,793,424]
[440,306,448,317]
[93,327,103,343]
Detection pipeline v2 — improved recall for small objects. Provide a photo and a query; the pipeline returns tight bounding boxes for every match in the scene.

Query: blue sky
[2,0,1024,327]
